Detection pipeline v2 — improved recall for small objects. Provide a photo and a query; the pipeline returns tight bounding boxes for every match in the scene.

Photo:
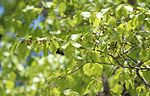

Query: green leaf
[22,5,34,12]
[142,71,150,83]
[70,34,82,41]
[1,1,150,95]
[115,4,133,18]
[83,63,103,77]
[96,8,110,19]
[10,41,19,54]
[112,84,123,94]
[5,80,14,89]
[113,68,123,80]
[93,18,101,27]
[63,44,75,58]
[86,51,100,62]
[59,2,67,16]
[124,5,133,12]
[42,1,53,8]
[71,41,81,48]
[84,80,95,95]
[0,82,6,96]
[140,49,150,61]
[82,32,95,50]
[63,89,79,96]
[128,49,141,60]
[50,88,61,96]
[49,39,60,54]
[17,42,30,58]
[67,17,78,27]
[81,12,91,18]
[61,42,70,49]
[146,92,150,96]
[44,42,49,56]
[84,80,102,95]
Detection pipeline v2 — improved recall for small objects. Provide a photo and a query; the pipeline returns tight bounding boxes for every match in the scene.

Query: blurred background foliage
[0,0,150,96]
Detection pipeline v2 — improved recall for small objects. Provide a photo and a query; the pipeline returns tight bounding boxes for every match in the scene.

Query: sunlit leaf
[5,80,14,89]
[83,63,103,77]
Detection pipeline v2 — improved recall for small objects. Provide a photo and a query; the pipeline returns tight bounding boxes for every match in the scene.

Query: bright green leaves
[67,17,78,27]
[49,88,61,96]
[96,8,110,20]
[61,34,82,58]
[59,2,67,16]
[113,68,123,80]
[106,15,116,26]
[63,89,79,96]
[83,63,103,77]
[49,39,59,54]
[140,49,150,61]
[115,4,133,18]
[62,41,70,49]
[71,42,81,48]
[63,43,75,59]
[142,71,150,84]
[0,81,6,96]
[86,51,100,63]
[17,42,30,58]
[10,41,30,59]
[70,34,82,41]
[128,48,141,61]
[5,80,14,89]
[42,1,53,8]
[84,79,103,95]
[81,12,91,19]
[111,84,123,95]
[124,5,133,12]
[93,17,101,27]
[108,68,135,95]
[136,85,149,96]
[22,5,35,12]
[70,34,82,48]
[82,51,104,95]
[115,23,126,41]
[1,0,150,96]
[10,41,20,54]
[131,14,145,29]
[82,32,95,50]
[43,41,49,56]
[93,8,110,27]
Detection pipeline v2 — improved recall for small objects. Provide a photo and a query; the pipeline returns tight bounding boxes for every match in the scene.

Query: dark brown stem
[102,75,110,96]
[97,75,110,96]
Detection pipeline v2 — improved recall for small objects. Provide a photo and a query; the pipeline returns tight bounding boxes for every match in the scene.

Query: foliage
[0,0,150,96]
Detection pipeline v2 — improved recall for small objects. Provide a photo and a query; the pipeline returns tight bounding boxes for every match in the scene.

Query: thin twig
[59,63,85,80]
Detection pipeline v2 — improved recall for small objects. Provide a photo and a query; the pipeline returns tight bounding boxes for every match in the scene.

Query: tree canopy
[0,0,150,96]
